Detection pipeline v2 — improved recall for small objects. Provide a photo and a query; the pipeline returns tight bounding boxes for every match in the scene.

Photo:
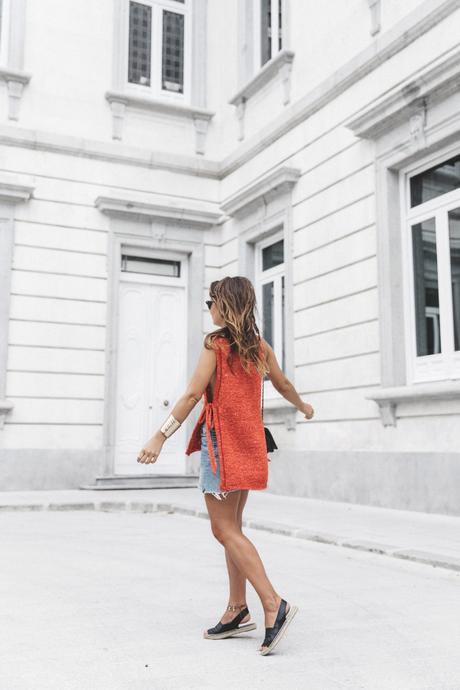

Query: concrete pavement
[1,487,460,572]
[1,507,460,689]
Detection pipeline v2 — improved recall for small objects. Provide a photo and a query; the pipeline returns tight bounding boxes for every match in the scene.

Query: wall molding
[0,172,35,430]
[344,44,460,140]
[95,192,222,226]
[221,166,301,217]
[0,124,221,179]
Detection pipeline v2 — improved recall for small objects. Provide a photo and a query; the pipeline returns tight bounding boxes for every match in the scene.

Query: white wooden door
[114,279,187,475]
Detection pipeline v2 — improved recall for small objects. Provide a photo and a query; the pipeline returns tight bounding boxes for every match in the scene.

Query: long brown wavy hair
[204,276,269,376]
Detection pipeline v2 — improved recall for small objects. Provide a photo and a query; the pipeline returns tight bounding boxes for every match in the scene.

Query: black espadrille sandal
[259,598,298,655]
[203,603,257,639]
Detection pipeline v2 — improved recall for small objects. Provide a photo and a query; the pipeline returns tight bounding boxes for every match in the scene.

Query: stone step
[80,474,199,490]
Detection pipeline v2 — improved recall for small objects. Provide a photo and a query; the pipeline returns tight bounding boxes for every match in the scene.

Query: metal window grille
[128,1,152,87]
[121,254,181,277]
[261,0,272,65]
[162,10,184,93]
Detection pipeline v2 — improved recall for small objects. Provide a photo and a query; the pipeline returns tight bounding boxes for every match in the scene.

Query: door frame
[103,230,204,477]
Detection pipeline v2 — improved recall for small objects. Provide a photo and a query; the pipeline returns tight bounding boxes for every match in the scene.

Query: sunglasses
[205,300,214,310]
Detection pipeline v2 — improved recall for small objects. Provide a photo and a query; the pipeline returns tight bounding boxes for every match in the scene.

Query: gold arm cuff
[160,414,181,438]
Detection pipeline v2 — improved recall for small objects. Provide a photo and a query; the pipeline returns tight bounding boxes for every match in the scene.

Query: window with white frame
[255,232,286,383]
[127,0,190,99]
[254,0,283,69]
[403,152,460,383]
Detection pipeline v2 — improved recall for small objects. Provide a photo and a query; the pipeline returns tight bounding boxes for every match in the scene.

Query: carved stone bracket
[367,0,381,36]
[193,115,211,155]
[0,68,31,120]
[0,400,14,430]
[236,99,247,141]
[408,98,428,152]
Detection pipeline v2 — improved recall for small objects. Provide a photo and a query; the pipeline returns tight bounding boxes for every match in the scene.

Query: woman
[137,276,314,655]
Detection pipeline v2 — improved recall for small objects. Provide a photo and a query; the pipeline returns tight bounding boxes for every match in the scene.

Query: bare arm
[165,343,216,425]
[262,339,314,419]
[138,341,216,462]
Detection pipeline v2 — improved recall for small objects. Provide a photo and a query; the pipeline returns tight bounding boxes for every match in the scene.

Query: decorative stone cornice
[344,45,460,140]
[105,90,215,155]
[0,172,35,202]
[95,193,222,226]
[366,381,460,426]
[220,166,300,217]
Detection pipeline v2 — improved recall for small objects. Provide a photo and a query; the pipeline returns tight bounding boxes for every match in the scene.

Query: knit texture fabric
[185,335,268,491]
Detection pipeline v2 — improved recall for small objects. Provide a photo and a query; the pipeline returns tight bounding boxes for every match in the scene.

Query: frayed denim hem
[201,488,240,501]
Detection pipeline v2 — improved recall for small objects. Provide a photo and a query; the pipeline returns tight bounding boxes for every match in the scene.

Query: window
[404,153,460,382]
[255,232,286,377]
[127,0,189,99]
[254,0,283,69]
[121,254,181,277]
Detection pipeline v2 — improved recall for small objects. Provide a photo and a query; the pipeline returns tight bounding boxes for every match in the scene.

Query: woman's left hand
[137,431,165,464]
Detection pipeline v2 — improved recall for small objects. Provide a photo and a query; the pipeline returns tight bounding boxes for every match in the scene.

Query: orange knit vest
[185,336,268,491]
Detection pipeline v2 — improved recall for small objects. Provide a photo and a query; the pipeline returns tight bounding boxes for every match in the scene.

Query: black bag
[262,377,278,453]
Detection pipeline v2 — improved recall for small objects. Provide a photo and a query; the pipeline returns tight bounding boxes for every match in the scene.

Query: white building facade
[0,0,459,514]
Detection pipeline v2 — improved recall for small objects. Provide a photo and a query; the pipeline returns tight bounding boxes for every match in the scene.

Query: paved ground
[1,488,460,571]
[1,506,460,690]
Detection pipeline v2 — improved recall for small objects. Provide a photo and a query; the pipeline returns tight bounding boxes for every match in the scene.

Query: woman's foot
[203,603,256,639]
[259,596,297,654]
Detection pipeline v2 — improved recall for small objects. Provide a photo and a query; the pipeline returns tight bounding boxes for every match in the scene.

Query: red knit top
[185,335,268,491]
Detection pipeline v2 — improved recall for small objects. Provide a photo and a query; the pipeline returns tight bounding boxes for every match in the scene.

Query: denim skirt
[199,423,240,500]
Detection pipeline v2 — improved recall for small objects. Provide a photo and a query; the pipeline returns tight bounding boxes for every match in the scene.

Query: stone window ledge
[105,90,215,155]
[0,171,35,202]
[366,380,460,426]
[263,396,297,431]
[229,49,295,140]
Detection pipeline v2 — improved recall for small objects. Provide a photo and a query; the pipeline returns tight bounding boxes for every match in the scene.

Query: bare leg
[218,490,250,624]
[204,490,290,650]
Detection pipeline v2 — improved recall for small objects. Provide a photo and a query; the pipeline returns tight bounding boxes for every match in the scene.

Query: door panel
[114,280,186,475]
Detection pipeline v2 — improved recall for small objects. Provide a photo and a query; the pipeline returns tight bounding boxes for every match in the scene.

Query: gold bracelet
[160,414,181,438]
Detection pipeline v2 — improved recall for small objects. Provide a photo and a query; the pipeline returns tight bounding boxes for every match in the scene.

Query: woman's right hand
[299,401,314,420]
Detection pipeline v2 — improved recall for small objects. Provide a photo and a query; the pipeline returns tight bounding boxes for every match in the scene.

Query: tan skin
[137,299,314,651]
